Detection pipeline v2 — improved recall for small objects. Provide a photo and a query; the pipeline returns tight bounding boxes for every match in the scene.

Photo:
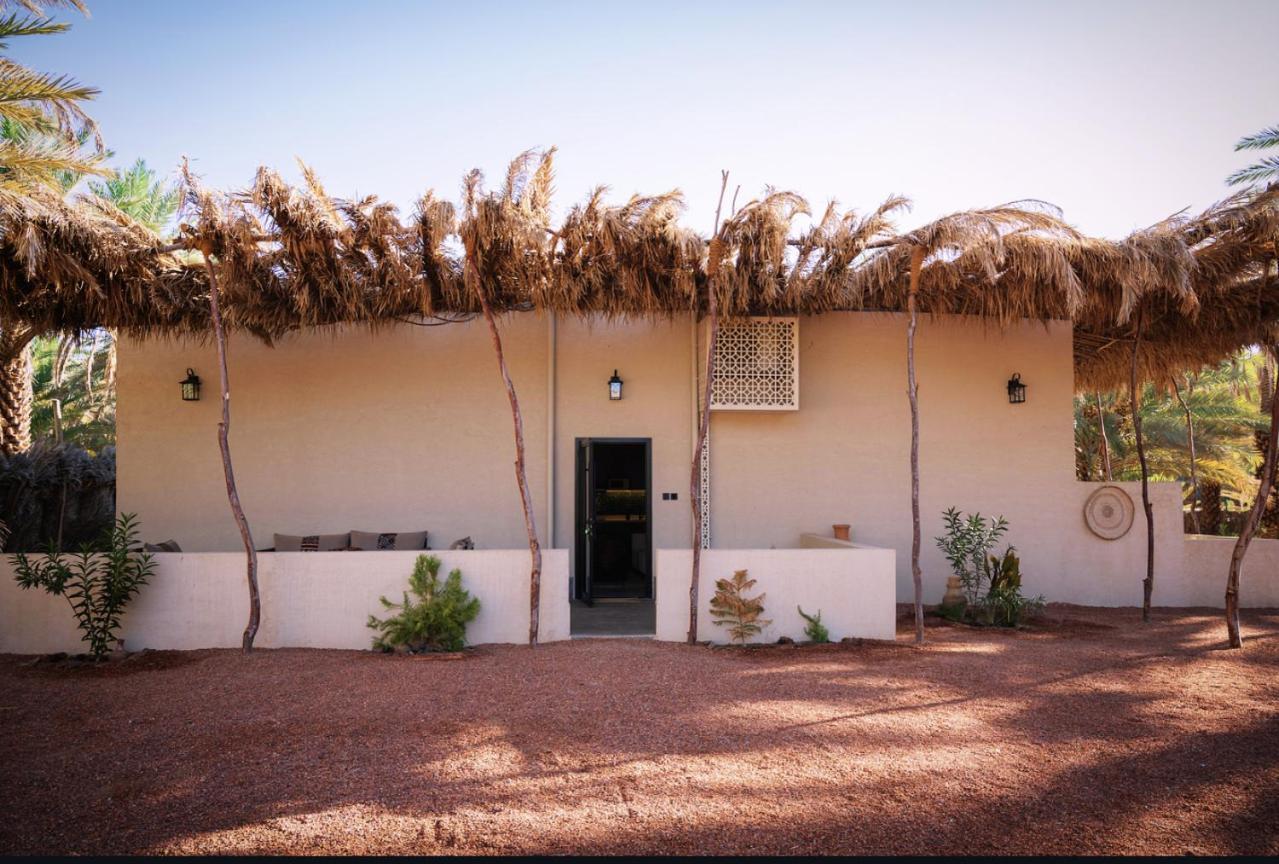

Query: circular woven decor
[1084,485,1135,540]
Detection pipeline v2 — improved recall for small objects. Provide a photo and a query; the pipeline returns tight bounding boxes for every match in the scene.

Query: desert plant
[709,569,770,644]
[367,554,480,653]
[982,547,1044,627]
[935,507,1009,607]
[797,606,829,643]
[11,512,153,659]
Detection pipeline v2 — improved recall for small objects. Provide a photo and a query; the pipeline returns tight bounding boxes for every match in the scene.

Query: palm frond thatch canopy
[0,152,1277,387]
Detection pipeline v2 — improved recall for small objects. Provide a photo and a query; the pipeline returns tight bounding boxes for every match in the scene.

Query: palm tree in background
[31,159,179,450]
[1075,354,1271,532]
[1227,125,1279,188]
[0,0,103,455]
[0,0,105,193]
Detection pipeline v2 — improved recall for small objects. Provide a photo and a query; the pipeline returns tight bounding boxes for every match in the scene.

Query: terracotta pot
[832,524,851,542]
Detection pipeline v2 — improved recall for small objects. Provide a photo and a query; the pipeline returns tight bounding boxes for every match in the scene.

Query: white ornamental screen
[709,317,799,410]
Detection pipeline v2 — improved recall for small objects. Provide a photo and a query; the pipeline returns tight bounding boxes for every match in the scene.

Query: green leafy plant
[367,554,480,653]
[709,569,770,644]
[11,512,154,659]
[797,606,829,643]
[982,548,1044,626]
[935,507,1009,607]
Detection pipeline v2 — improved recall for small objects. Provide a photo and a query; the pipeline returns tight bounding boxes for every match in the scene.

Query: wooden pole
[1095,391,1112,482]
[201,254,260,652]
[688,171,730,645]
[1129,311,1154,622]
[1171,375,1201,534]
[1226,344,1279,648]
[469,257,543,646]
[907,246,925,645]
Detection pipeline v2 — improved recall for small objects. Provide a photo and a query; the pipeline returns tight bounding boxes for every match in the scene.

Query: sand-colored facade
[113,311,1258,609]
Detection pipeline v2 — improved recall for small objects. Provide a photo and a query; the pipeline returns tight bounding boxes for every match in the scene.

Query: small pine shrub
[11,513,155,659]
[797,606,830,643]
[367,554,480,652]
[709,569,770,644]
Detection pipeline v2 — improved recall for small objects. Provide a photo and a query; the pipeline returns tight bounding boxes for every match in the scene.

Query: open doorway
[574,438,652,604]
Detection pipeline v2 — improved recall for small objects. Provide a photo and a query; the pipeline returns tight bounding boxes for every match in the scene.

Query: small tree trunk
[201,255,260,653]
[1095,391,1112,482]
[1226,345,1279,648]
[688,171,730,645]
[84,330,101,400]
[0,326,35,456]
[1130,312,1154,622]
[469,260,542,646]
[1171,375,1201,534]
[907,246,925,645]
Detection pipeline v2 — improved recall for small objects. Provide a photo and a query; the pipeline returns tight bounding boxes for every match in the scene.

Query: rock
[776,636,795,645]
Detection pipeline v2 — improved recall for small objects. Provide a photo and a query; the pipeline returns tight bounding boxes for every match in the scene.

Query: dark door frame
[574,437,653,604]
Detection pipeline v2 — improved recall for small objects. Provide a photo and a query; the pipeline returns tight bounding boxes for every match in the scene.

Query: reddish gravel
[2,604,1278,855]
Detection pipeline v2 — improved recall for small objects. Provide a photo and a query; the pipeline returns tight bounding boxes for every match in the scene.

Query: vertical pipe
[546,312,556,550]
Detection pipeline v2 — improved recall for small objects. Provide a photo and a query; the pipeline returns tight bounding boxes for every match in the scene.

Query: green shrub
[982,548,1044,626]
[797,606,830,643]
[709,569,770,644]
[367,554,480,652]
[11,513,155,659]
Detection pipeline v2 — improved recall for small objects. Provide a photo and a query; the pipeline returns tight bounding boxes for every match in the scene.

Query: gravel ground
[2,604,1278,855]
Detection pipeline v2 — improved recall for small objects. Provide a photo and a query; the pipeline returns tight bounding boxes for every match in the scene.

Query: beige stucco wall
[112,312,1247,611]
[1181,535,1279,608]
[0,549,570,654]
[654,547,898,643]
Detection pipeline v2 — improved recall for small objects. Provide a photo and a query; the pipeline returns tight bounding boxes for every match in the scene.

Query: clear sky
[13,0,1279,238]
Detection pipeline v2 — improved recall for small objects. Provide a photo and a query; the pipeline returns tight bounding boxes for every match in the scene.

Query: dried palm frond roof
[0,150,1277,389]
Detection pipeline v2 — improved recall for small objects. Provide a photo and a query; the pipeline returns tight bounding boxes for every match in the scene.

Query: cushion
[349,530,429,551]
[274,532,350,552]
[144,539,182,553]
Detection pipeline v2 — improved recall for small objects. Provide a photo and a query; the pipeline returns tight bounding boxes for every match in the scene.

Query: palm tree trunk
[907,246,925,645]
[469,259,542,646]
[1226,345,1279,648]
[0,326,35,456]
[1171,375,1201,534]
[201,255,260,653]
[1095,391,1112,482]
[688,171,729,645]
[1130,312,1154,622]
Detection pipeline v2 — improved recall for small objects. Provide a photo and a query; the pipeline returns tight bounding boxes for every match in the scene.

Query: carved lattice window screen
[709,317,799,411]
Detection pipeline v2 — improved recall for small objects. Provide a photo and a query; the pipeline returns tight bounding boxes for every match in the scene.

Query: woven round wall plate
[1084,485,1135,540]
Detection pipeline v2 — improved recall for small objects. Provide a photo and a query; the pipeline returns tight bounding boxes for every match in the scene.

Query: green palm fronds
[1228,124,1279,187]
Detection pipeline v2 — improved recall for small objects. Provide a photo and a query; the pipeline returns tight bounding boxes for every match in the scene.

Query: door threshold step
[571,633,655,640]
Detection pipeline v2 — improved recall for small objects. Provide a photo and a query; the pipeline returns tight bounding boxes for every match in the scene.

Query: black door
[575,438,652,603]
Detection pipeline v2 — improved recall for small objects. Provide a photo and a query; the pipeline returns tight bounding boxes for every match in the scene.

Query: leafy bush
[709,569,770,644]
[11,513,154,659]
[797,606,830,643]
[936,507,1008,608]
[981,548,1044,626]
[367,554,480,653]
[936,508,1044,627]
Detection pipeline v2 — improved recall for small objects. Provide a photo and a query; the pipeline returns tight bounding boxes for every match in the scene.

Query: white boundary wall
[1180,535,1279,608]
[0,549,569,655]
[654,547,897,644]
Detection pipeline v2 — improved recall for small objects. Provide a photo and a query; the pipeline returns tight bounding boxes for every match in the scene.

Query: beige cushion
[144,539,182,553]
[349,530,429,551]
[274,532,350,552]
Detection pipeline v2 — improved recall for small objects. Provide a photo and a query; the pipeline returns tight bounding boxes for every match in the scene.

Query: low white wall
[1179,535,1279,608]
[0,549,569,655]
[654,547,897,644]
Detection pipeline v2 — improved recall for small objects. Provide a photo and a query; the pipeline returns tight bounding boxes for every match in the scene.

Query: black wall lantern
[1007,372,1027,404]
[608,369,623,401]
[180,368,201,402]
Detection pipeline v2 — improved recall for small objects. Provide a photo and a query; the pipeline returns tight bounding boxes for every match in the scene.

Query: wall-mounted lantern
[180,368,202,402]
[1007,372,1027,404]
[608,369,623,401]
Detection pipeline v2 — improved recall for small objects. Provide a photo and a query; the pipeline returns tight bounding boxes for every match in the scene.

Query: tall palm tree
[87,158,178,232]
[0,0,101,455]
[1227,125,1279,188]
